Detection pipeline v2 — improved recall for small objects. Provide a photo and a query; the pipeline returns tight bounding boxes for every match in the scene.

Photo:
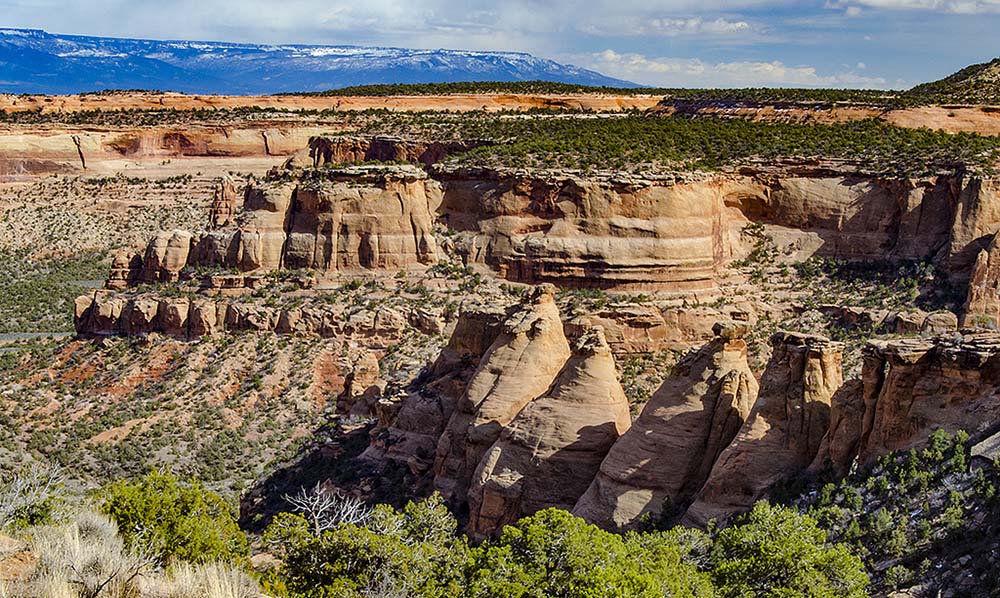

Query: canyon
[7,92,1000,551]
[61,131,1000,534]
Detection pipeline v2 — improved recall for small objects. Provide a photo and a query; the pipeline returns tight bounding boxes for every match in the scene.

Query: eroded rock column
[467,326,631,537]
[573,321,758,529]
[683,332,842,527]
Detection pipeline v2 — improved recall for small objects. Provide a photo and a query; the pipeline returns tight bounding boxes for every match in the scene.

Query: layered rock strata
[113,159,1000,295]
[75,290,424,343]
[309,135,490,167]
[684,332,843,527]
[466,327,631,537]
[432,284,571,505]
[856,333,1000,463]
[964,232,1000,327]
[572,321,758,529]
[129,166,441,282]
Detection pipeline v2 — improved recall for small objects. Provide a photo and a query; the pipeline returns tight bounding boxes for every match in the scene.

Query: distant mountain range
[0,28,634,95]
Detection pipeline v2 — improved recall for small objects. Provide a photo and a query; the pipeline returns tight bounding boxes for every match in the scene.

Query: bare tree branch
[283,483,372,535]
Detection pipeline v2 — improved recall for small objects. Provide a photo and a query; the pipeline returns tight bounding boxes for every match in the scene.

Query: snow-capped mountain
[0,28,634,94]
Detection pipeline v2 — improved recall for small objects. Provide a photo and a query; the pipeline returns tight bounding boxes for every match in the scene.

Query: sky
[1,0,999,89]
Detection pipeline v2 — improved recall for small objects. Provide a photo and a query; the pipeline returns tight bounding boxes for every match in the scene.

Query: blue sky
[1,0,998,88]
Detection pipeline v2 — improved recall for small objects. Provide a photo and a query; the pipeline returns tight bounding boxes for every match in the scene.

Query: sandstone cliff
[684,332,843,527]
[75,289,424,343]
[466,327,631,537]
[572,321,758,529]
[129,165,441,282]
[309,135,489,167]
[964,232,1000,327]
[108,159,1000,298]
[857,333,1000,463]
[432,284,571,505]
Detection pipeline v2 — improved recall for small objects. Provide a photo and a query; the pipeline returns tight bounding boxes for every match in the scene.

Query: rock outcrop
[309,135,489,167]
[437,166,1000,292]
[964,232,1000,327]
[128,166,442,282]
[856,333,1000,463]
[808,379,866,477]
[432,284,571,505]
[75,290,439,344]
[572,321,758,529]
[466,327,631,537]
[684,332,843,527]
[210,176,240,229]
[364,301,509,474]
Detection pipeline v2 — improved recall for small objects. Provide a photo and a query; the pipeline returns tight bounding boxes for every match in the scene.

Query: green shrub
[710,502,869,598]
[99,470,248,565]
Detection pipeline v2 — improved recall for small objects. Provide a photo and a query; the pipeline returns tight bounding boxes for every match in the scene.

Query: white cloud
[828,0,1000,13]
[584,17,752,37]
[586,50,890,88]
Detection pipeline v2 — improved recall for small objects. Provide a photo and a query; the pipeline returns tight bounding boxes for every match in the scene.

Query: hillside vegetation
[908,58,1000,104]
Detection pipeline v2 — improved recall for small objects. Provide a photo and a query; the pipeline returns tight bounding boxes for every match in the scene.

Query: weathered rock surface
[572,321,758,529]
[210,176,240,229]
[964,232,1000,327]
[808,379,866,477]
[433,284,571,505]
[857,332,1000,463]
[309,135,489,167]
[340,350,381,416]
[129,166,442,281]
[684,332,843,527]
[76,290,437,343]
[437,166,1000,292]
[364,301,510,474]
[466,327,631,537]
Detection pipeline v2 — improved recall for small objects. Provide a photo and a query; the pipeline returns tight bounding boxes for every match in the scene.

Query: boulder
[922,310,958,334]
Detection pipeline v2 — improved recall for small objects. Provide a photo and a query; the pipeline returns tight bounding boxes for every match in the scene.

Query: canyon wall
[683,332,843,527]
[129,165,441,283]
[102,158,1000,301]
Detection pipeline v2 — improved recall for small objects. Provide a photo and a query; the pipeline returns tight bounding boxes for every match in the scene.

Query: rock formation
[964,232,1000,327]
[432,284,571,505]
[125,166,442,282]
[363,301,509,474]
[309,135,489,167]
[572,321,758,529]
[856,333,1000,463]
[210,176,240,229]
[684,332,843,527]
[436,167,1000,291]
[75,290,440,343]
[466,327,631,537]
[808,379,865,477]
